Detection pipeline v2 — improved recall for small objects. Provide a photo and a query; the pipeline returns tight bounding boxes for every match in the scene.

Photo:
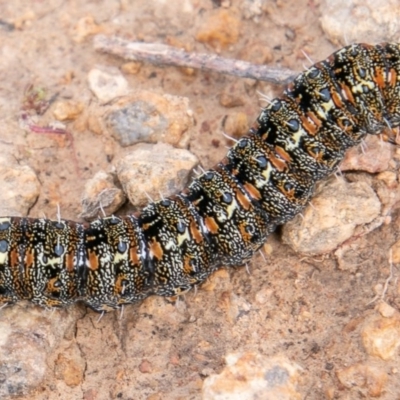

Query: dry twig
[94,34,298,85]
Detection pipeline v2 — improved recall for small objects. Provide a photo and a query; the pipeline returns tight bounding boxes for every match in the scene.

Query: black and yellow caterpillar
[0,43,398,312]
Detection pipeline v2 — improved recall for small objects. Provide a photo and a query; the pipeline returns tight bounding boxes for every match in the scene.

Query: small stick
[94,35,298,85]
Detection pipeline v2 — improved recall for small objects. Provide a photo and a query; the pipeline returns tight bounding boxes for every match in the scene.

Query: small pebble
[121,61,142,75]
[71,15,105,43]
[223,112,249,138]
[138,359,152,374]
[202,353,302,400]
[80,171,126,219]
[361,314,400,360]
[390,238,400,264]
[336,363,388,397]
[196,9,241,50]
[54,349,85,387]
[377,301,397,318]
[88,66,129,104]
[116,142,199,208]
[53,100,84,121]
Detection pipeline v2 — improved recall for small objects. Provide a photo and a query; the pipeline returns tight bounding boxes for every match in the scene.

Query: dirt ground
[0,1,400,399]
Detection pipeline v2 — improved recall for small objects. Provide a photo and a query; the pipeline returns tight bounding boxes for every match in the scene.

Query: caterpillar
[0,42,399,313]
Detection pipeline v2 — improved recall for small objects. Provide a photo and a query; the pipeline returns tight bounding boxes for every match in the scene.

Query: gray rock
[105,91,194,149]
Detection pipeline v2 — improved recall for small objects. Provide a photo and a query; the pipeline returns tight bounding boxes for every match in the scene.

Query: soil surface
[0,1,399,399]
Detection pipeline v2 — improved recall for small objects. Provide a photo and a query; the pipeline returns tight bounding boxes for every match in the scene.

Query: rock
[391,238,400,264]
[320,0,400,45]
[202,353,302,400]
[53,100,84,121]
[284,27,296,42]
[105,91,194,148]
[239,0,265,21]
[340,135,393,174]
[71,15,105,43]
[201,269,232,294]
[335,226,387,271]
[376,171,397,189]
[12,10,36,30]
[374,170,400,218]
[138,359,153,374]
[377,301,397,319]
[0,306,82,397]
[80,171,126,219]
[85,105,105,136]
[254,287,274,305]
[361,313,400,360]
[196,9,241,51]
[121,61,142,75]
[216,293,252,325]
[54,345,85,387]
[83,388,97,400]
[223,112,249,139]
[282,179,381,255]
[115,142,199,208]
[336,363,388,397]
[0,156,40,216]
[88,66,129,104]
